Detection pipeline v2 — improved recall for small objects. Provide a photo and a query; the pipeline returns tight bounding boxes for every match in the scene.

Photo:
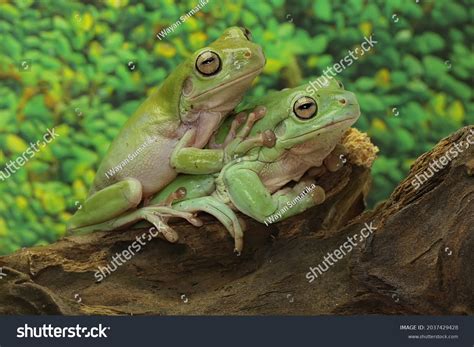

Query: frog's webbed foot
[304,144,348,180]
[72,188,202,244]
[323,144,348,172]
[72,203,202,244]
[143,187,203,242]
[224,106,275,159]
[138,205,202,243]
[208,112,248,149]
[233,105,267,141]
[232,129,276,155]
[172,196,245,252]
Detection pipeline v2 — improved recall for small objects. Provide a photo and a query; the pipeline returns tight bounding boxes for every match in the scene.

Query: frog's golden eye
[294,96,317,119]
[196,51,221,76]
[240,27,252,41]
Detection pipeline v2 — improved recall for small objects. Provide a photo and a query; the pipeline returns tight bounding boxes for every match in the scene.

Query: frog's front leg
[208,112,248,149]
[224,166,325,225]
[232,106,267,141]
[171,129,226,174]
[209,106,267,150]
[172,109,273,173]
[149,175,245,251]
[221,111,278,163]
[304,144,348,179]
[323,144,348,172]
[230,129,276,156]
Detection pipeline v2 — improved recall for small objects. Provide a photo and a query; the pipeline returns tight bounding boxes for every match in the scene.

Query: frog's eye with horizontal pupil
[294,96,317,119]
[196,51,221,76]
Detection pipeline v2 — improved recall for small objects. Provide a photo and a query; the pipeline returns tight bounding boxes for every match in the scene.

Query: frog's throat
[187,66,264,101]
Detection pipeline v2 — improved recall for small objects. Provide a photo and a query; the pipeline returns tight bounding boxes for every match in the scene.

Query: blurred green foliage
[0,0,472,255]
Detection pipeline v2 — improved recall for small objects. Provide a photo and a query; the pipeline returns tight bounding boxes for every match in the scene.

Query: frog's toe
[247,106,266,123]
[311,185,326,205]
[253,105,267,119]
[158,223,180,243]
[234,237,244,254]
[262,129,276,148]
[324,144,348,172]
[160,187,187,206]
[234,112,248,124]
[324,154,344,172]
[189,214,203,227]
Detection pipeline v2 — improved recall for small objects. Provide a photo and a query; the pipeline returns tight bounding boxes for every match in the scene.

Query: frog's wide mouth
[317,112,360,133]
[187,66,264,101]
[281,111,360,144]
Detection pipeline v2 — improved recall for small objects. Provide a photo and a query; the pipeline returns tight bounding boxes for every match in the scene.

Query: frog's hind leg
[172,197,245,253]
[131,174,215,231]
[67,178,143,232]
[148,174,215,206]
[70,204,202,243]
[68,177,202,242]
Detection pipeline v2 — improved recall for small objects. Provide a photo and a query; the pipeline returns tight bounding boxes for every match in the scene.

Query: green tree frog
[67,27,265,241]
[76,78,360,252]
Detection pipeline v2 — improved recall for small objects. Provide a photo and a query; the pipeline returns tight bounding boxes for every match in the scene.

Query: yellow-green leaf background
[0,0,472,254]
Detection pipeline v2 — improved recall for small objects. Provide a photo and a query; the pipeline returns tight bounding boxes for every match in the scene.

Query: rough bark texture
[0,126,472,315]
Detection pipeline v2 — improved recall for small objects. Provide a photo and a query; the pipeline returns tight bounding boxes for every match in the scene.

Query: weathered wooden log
[0,127,471,315]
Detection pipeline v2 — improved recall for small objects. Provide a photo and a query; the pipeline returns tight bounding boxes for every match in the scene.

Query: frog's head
[257,77,360,149]
[160,27,265,122]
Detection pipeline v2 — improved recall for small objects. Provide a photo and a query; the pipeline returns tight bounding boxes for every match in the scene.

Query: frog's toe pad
[262,129,276,148]
[324,153,345,172]
[159,224,179,243]
[189,215,203,227]
[253,105,267,118]
[311,186,326,205]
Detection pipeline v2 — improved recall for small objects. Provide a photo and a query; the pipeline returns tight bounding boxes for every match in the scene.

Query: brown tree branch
[0,127,472,315]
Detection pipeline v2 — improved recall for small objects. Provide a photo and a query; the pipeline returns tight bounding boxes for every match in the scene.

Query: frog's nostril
[244,51,252,59]
[339,98,347,105]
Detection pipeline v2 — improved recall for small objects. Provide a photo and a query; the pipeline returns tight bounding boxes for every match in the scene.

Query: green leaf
[313,0,332,21]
